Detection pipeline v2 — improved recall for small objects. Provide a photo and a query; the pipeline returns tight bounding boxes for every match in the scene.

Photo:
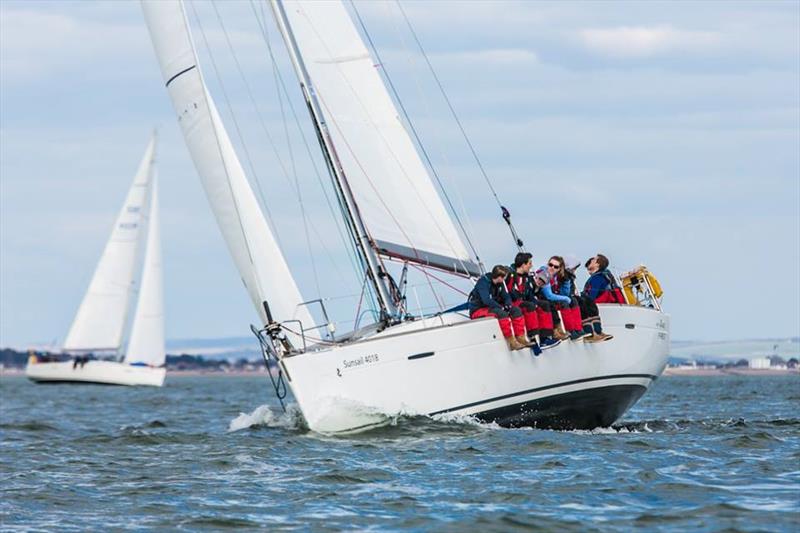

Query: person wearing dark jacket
[505,252,542,355]
[583,254,624,304]
[468,264,528,351]
[580,254,617,342]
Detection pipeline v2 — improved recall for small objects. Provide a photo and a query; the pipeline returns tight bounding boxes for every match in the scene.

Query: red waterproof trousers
[470,306,525,338]
[560,305,583,332]
[470,307,512,337]
[512,300,539,332]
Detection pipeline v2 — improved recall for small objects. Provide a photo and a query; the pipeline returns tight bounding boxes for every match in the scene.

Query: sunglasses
[548,263,560,268]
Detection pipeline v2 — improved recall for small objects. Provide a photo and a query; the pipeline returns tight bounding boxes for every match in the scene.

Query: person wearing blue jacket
[583,254,624,304]
[579,254,617,342]
[468,265,528,350]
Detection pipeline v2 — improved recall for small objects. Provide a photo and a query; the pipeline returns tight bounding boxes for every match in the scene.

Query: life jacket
[505,270,533,301]
[594,270,626,304]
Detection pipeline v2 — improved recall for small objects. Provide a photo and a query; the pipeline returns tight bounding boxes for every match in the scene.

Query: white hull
[26,360,166,387]
[282,305,669,433]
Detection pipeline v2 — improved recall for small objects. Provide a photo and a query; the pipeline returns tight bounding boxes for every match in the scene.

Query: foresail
[275,0,479,277]
[63,138,154,352]
[124,176,165,367]
[141,0,314,339]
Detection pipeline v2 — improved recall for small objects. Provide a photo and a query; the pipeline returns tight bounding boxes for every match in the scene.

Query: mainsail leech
[141,0,314,342]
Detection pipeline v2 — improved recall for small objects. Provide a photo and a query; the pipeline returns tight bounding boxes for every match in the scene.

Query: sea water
[1,374,798,531]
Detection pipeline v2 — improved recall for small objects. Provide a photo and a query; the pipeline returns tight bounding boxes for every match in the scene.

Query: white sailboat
[26,137,166,387]
[142,0,669,431]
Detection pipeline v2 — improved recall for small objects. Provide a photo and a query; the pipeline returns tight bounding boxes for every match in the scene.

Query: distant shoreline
[2,367,797,378]
[662,367,798,376]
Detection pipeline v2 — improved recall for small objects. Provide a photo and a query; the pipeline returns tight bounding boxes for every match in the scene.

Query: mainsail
[62,138,154,352]
[273,0,480,277]
[141,0,314,338]
[124,176,165,366]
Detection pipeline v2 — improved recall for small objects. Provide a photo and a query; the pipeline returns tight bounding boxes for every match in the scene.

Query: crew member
[505,252,542,355]
[552,255,588,341]
[581,254,619,342]
[531,268,564,349]
[468,265,528,351]
[584,254,625,304]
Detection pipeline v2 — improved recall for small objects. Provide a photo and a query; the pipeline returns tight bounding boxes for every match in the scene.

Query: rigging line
[409,264,468,296]
[394,0,499,206]
[298,11,474,279]
[216,1,321,300]
[292,7,464,269]
[314,88,446,307]
[395,1,524,251]
[192,0,284,251]
[384,1,481,261]
[250,0,367,290]
[184,2,268,310]
[216,1,356,301]
[349,0,481,265]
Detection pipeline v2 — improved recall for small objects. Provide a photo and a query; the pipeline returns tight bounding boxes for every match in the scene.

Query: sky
[1,0,798,348]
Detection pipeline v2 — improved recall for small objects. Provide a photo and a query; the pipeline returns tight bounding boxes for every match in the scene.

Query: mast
[270,0,397,323]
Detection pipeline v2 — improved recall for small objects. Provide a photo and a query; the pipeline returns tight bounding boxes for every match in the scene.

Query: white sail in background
[141,0,314,337]
[124,176,165,366]
[275,0,478,276]
[63,139,154,352]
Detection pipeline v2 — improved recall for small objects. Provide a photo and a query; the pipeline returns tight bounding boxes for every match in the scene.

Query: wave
[227,404,307,432]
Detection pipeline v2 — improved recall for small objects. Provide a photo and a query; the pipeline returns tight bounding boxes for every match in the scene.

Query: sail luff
[124,174,165,366]
[270,0,396,319]
[272,0,480,277]
[141,0,314,340]
[62,138,154,352]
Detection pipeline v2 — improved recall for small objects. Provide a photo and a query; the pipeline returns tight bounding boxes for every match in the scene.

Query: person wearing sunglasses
[546,256,586,341]
[532,259,572,342]
[468,264,530,351]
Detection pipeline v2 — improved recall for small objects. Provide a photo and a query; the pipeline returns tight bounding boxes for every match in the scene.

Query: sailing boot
[592,320,614,341]
[554,321,569,341]
[540,337,561,350]
[516,335,533,348]
[506,336,525,351]
[569,327,584,341]
[527,332,542,356]
[581,320,594,339]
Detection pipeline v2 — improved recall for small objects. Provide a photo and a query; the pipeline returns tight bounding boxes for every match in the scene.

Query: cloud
[579,25,722,58]
[0,8,149,83]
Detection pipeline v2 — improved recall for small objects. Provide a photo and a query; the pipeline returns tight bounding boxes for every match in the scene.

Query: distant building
[749,357,771,369]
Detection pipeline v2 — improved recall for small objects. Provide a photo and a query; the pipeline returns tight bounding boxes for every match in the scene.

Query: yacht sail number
[336,353,380,377]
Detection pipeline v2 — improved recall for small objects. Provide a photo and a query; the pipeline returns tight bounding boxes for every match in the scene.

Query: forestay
[141,0,314,339]
[63,139,153,353]
[276,0,480,277]
[124,176,165,366]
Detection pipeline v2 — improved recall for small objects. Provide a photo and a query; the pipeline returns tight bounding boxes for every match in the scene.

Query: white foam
[227,404,305,432]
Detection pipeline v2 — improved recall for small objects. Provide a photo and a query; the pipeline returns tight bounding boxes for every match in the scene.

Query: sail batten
[141,0,314,338]
[62,139,154,353]
[275,0,476,276]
